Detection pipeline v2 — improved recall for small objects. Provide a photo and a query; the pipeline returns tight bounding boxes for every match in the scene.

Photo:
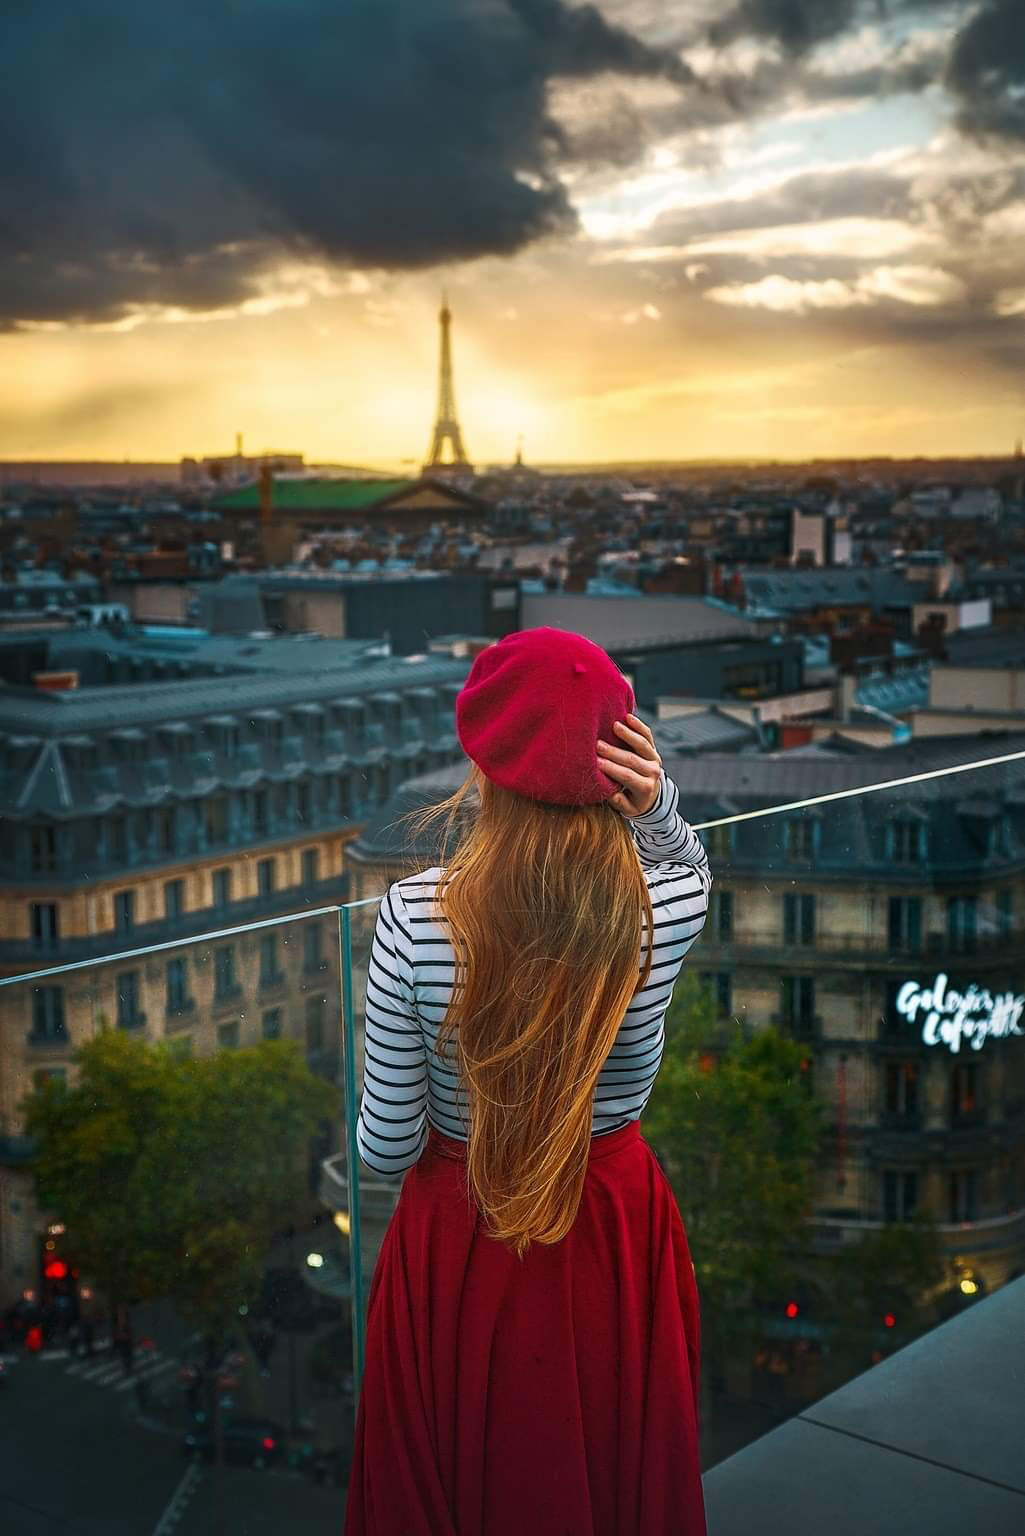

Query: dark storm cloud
[708,0,862,56]
[705,1,965,60]
[0,0,689,328]
[946,0,1025,144]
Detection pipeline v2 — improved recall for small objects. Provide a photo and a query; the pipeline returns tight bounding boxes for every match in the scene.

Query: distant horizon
[1,448,1024,479]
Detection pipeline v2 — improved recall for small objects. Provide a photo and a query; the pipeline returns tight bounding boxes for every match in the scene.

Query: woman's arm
[354,881,429,1182]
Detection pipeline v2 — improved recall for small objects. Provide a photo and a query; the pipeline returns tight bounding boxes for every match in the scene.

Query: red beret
[455,627,636,806]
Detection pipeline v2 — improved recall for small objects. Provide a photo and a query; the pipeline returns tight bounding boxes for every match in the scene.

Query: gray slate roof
[349,729,1025,879]
[520,592,759,649]
[739,568,920,612]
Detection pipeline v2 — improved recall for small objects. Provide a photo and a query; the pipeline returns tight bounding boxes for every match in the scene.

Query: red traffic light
[43,1259,68,1280]
[883,1313,896,1329]
[262,1436,276,1450]
[785,1301,799,1319]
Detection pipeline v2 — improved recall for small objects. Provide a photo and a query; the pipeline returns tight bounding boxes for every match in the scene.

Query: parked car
[182,1415,286,1467]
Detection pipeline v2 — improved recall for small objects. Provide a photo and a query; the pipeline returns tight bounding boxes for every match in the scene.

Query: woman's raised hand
[597,712,663,818]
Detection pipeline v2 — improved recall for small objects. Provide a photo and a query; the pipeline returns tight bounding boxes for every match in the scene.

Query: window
[715,889,733,943]
[949,1169,978,1223]
[883,1169,918,1222]
[166,957,190,1013]
[255,714,283,746]
[252,790,269,836]
[213,721,239,757]
[303,922,323,973]
[780,976,815,1037]
[262,1008,282,1040]
[117,971,143,1027]
[302,848,320,887]
[703,824,733,859]
[305,995,325,1053]
[30,826,57,873]
[783,892,815,946]
[156,807,176,855]
[257,858,275,897]
[205,796,229,844]
[212,867,232,909]
[214,945,236,999]
[888,896,922,953]
[296,781,311,825]
[891,818,925,863]
[784,819,814,860]
[997,888,1014,940]
[31,902,59,949]
[114,890,135,932]
[699,971,731,1017]
[217,1019,240,1050]
[31,986,66,1039]
[947,896,977,953]
[884,1061,919,1119]
[337,775,352,819]
[109,816,127,863]
[164,879,185,922]
[259,933,281,986]
[952,1063,979,1122]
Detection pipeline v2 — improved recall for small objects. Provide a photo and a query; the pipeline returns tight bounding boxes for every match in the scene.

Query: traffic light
[883,1313,896,1329]
[785,1301,800,1319]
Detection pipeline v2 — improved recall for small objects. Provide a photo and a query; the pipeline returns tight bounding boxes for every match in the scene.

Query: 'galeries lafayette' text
[895,972,1025,1054]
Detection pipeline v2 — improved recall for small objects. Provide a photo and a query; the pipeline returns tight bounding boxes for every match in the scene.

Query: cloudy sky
[3,0,1025,466]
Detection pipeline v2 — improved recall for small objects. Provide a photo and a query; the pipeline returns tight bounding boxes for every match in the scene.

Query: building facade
[0,631,470,1303]
[335,739,1025,1299]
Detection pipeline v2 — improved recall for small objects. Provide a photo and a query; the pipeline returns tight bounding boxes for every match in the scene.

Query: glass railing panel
[1,909,359,1523]
[679,740,1025,1466]
[5,739,1025,1522]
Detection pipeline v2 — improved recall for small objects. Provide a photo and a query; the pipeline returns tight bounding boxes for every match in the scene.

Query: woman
[344,627,712,1535]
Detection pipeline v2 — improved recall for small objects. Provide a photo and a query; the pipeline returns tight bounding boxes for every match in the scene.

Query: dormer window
[955,795,1004,859]
[784,817,818,860]
[293,703,325,742]
[888,810,927,863]
[109,727,146,764]
[159,722,193,757]
[206,715,240,756]
[250,709,283,746]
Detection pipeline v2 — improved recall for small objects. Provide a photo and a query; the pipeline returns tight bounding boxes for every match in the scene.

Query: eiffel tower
[424,293,472,473]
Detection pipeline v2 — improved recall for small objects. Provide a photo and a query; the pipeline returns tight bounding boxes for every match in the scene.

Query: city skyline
[3,2,1025,465]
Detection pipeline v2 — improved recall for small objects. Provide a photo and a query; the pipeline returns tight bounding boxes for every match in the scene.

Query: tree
[21,1026,338,1347]
[819,1215,945,1370]
[642,973,822,1392]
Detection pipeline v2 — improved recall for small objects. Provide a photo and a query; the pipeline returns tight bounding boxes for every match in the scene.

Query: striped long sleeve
[354,767,712,1183]
[355,883,429,1182]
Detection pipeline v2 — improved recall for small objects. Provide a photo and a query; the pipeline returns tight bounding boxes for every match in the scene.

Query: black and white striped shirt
[355,768,713,1181]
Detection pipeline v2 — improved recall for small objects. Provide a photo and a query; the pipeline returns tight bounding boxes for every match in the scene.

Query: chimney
[835,673,857,722]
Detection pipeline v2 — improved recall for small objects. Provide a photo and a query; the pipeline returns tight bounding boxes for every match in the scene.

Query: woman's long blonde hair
[395,760,654,1260]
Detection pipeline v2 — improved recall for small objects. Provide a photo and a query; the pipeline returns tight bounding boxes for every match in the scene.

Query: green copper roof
[213,478,414,511]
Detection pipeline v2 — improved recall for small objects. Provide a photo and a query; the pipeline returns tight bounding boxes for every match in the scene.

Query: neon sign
[895,972,1025,1054]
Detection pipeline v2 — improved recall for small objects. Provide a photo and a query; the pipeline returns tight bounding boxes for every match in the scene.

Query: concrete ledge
[703,1275,1025,1535]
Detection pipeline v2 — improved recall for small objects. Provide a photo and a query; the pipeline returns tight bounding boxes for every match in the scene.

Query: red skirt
[343,1117,706,1536]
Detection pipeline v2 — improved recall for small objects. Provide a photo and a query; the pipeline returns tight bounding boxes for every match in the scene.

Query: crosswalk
[2,1337,188,1397]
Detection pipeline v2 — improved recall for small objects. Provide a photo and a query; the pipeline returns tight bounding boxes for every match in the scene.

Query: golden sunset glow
[3,3,1025,466]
